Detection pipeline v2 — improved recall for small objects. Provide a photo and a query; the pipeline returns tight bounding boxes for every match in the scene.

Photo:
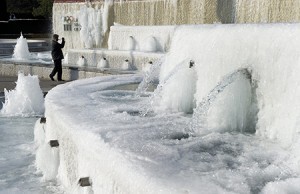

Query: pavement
[0,75,67,96]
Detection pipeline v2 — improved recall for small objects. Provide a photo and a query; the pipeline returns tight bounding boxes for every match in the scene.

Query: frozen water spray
[1,72,44,117]
[13,33,31,60]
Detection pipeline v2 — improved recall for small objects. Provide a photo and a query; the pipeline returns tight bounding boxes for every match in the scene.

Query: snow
[32,23,300,193]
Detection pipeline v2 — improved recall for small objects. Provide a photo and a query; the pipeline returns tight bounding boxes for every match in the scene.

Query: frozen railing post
[78,177,91,187]
[49,140,59,147]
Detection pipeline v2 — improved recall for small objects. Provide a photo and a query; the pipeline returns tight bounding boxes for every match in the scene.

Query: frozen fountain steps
[68,49,165,71]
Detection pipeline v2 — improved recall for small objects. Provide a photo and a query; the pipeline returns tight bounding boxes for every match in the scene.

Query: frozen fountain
[0,33,52,65]
[12,33,31,60]
[34,23,300,194]
[1,72,45,117]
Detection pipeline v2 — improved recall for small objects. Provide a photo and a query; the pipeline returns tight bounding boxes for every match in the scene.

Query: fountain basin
[35,72,300,194]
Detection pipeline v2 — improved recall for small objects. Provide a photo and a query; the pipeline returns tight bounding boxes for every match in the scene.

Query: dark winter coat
[51,40,65,60]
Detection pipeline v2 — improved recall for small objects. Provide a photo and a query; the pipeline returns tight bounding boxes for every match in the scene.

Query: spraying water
[12,33,31,60]
[189,68,257,135]
[32,23,300,193]
[1,72,45,117]
[157,24,300,147]
[135,57,164,96]
[77,56,87,67]
[139,58,196,115]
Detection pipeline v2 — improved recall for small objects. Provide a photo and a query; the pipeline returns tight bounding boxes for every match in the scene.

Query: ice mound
[1,72,44,117]
[13,33,31,60]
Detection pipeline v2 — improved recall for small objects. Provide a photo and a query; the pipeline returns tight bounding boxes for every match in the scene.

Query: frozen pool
[0,116,64,194]
[0,73,63,193]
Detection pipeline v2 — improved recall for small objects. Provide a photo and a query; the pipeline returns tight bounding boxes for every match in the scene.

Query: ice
[159,24,300,146]
[36,143,60,181]
[97,57,108,69]
[77,56,87,67]
[126,35,136,51]
[1,72,44,117]
[76,0,112,48]
[0,117,63,194]
[108,25,176,52]
[141,36,158,52]
[155,63,197,113]
[102,0,113,34]
[261,178,300,194]
[12,33,31,60]
[189,68,257,135]
[121,60,133,70]
[34,23,300,193]
[77,6,102,48]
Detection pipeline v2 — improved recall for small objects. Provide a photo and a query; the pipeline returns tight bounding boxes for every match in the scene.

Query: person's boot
[49,74,55,81]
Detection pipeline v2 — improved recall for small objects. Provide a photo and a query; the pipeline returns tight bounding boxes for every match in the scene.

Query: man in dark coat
[50,34,65,81]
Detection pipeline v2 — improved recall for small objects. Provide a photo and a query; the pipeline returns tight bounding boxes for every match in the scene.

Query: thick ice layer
[159,23,300,147]
[36,74,300,193]
[1,72,44,117]
[77,5,102,48]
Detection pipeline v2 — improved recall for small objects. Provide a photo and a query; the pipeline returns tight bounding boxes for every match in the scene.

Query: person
[50,34,65,81]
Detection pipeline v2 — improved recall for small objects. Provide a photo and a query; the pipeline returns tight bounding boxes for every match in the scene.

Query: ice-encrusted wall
[108,25,176,52]
[53,0,300,51]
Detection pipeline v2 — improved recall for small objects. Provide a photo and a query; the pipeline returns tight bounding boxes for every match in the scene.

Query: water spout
[12,33,31,60]
[189,68,256,135]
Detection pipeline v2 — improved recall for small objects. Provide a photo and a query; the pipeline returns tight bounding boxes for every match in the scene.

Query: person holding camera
[50,34,65,81]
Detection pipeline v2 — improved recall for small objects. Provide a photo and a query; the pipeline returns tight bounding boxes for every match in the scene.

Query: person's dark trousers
[50,59,63,80]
